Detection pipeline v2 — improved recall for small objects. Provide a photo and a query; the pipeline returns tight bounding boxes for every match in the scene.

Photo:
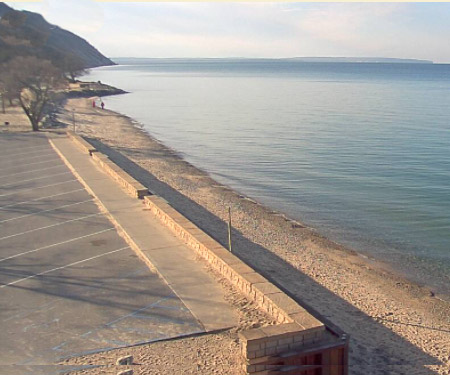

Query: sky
[5,1,450,63]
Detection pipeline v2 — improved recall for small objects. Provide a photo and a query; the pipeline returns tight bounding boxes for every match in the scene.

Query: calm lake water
[86,59,450,297]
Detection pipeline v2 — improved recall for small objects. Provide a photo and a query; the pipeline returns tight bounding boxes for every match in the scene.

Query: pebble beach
[53,96,450,375]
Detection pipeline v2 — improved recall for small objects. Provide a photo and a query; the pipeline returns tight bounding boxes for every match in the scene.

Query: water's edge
[73,87,450,303]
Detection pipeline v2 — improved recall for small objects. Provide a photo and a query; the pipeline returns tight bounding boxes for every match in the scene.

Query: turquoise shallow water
[86,59,450,296]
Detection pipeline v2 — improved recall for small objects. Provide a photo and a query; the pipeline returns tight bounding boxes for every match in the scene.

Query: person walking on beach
[92,100,96,108]
[101,101,105,110]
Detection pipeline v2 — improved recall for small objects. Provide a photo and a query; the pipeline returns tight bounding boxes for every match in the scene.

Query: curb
[47,136,159,277]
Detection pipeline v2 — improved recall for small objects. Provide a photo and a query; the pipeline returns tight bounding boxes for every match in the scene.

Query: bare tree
[0,56,65,131]
[59,54,87,83]
[0,69,21,107]
[0,82,5,114]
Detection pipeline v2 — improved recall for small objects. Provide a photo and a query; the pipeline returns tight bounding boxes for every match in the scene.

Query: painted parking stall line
[0,153,56,166]
[0,188,86,210]
[0,145,51,154]
[0,171,73,188]
[0,133,206,365]
[0,179,78,198]
[0,199,94,224]
[0,164,66,179]
[0,212,102,241]
[0,228,115,263]
[0,246,130,289]
[1,149,56,159]
[0,158,59,173]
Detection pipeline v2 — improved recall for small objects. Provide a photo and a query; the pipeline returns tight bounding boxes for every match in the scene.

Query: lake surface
[86,59,450,297]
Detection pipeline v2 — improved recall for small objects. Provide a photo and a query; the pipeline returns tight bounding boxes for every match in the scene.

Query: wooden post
[228,207,232,253]
[1,93,5,114]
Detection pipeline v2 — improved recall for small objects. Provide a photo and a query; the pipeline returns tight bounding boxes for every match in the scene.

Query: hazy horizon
[110,56,436,63]
[6,2,450,64]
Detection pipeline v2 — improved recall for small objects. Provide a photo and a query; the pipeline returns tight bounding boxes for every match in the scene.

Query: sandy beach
[60,258,277,375]
[44,97,450,373]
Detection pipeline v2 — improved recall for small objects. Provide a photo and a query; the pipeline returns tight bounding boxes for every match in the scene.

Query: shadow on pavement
[88,137,444,375]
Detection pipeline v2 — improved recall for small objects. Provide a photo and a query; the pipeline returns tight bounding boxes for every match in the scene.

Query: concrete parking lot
[0,133,204,369]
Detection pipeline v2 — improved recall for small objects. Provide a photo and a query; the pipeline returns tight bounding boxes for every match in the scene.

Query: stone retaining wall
[143,195,325,374]
[67,130,96,154]
[90,152,149,199]
[67,132,149,199]
[64,131,347,375]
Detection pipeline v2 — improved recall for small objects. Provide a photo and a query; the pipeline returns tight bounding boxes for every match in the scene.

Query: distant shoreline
[111,56,434,64]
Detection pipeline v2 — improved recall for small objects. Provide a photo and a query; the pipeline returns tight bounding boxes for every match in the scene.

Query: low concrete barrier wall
[67,130,97,155]
[91,152,149,199]
[143,196,327,374]
[64,132,348,375]
[66,131,149,199]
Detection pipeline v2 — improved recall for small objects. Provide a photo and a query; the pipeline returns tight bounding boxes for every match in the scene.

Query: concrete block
[254,349,266,358]
[247,355,272,366]
[191,230,213,243]
[252,371,270,375]
[213,249,240,265]
[253,283,282,298]
[185,227,207,240]
[92,152,109,162]
[239,328,267,345]
[198,237,222,250]
[144,195,169,207]
[288,312,324,332]
[293,333,305,343]
[278,336,293,346]
[247,343,261,352]
[116,355,133,365]
[230,262,255,276]
[244,273,269,286]
[260,323,302,339]
[266,293,303,316]
[265,339,278,348]
[275,344,289,354]
[303,331,318,341]
[265,347,277,356]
